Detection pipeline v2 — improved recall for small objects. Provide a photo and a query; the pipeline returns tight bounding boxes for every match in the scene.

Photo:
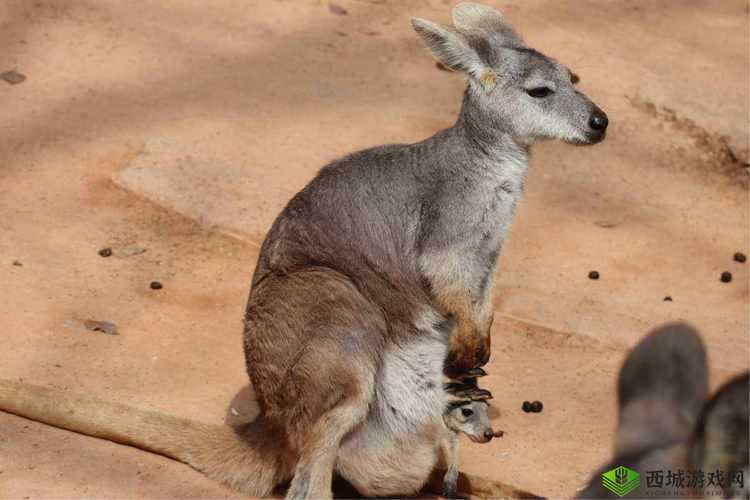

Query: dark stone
[83,320,118,335]
[1,70,26,85]
[328,3,347,15]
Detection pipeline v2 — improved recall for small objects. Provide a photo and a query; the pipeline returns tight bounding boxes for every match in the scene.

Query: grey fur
[242,3,608,498]
[578,323,749,499]
[442,399,499,498]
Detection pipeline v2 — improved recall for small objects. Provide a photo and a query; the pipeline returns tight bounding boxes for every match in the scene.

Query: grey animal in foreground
[0,3,608,500]
[578,323,749,499]
[240,2,607,498]
[443,399,504,498]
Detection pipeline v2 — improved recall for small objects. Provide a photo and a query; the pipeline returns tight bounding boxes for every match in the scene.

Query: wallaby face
[413,3,608,148]
[578,323,749,499]
[444,400,495,443]
[490,49,607,146]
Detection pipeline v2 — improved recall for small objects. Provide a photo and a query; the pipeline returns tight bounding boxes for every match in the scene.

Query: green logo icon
[602,466,640,497]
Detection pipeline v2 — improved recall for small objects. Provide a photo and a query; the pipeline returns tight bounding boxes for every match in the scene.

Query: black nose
[589,110,608,131]
[484,430,495,441]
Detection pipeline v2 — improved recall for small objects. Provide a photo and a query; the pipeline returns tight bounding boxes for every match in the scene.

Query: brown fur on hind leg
[285,399,368,500]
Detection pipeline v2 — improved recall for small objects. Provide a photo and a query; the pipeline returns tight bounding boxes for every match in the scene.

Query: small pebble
[83,319,119,335]
[98,248,113,257]
[588,270,600,280]
[150,281,163,290]
[720,271,732,283]
[119,245,147,257]
[530,401,543,413]
[734,252,746,263]
[1,70,26,85]
[663,296,673,302]
[522,401,532,413]
[328,3,348,15]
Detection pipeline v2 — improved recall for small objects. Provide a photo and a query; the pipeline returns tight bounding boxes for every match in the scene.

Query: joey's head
[444,400,499,443]
[413,3,608,147]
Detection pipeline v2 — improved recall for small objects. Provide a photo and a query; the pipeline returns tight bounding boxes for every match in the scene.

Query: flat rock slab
[115,149,297,245]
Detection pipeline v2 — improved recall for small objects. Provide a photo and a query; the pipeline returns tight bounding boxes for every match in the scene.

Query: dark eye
[461,408,474,417]
[526,87,553,98]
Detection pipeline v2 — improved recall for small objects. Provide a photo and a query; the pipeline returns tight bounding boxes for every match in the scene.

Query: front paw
[445,331,491,374]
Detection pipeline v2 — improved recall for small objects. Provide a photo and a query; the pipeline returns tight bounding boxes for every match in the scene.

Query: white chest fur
[335,333,447,496]
[479,151,529,243]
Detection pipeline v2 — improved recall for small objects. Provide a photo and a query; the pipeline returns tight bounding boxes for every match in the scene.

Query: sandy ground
[0,0,748,498]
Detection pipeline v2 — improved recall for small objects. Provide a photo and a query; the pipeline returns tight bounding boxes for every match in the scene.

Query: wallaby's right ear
[411,18,497,92]
[614,323,708,456]
[689,372,749,496]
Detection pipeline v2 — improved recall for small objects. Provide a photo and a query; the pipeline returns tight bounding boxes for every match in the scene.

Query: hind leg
[282,336,374,500]
[244,269,386,499]
[286,396,368,500]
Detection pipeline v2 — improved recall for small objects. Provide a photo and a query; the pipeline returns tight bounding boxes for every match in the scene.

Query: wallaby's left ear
[452,2,524,48]
[411,17,497,92]
[689,372,749,494]
[614,323,708,456]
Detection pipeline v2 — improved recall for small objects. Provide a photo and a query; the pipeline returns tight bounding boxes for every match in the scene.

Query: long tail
[0,379,285,496]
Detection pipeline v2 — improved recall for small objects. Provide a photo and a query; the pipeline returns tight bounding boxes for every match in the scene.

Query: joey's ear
[689,372,749,494]
[452,2,524,47]
[614,323,708,456]
[411,17,497,92]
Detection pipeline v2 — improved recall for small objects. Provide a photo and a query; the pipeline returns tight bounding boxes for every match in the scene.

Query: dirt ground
[0,0,748,498]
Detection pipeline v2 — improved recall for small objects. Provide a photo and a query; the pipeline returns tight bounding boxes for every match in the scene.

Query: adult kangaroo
[0,3,608,499]
[242,2,606,498]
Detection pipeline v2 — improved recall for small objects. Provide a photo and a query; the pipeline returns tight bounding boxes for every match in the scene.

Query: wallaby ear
[614,323,708,456]
[411,17,497,92]
[689,372,749,495]
[452,2,524,47]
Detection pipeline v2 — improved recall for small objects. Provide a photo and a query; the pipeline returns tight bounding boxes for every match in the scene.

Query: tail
[0,379,286,496]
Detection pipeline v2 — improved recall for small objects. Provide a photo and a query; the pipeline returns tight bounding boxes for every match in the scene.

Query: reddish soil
[0,0,747,498]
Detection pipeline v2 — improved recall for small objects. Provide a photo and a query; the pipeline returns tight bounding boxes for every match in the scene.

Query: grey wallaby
[578,323,749,499]
[0,3,608,499]
[242,2,606,497]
